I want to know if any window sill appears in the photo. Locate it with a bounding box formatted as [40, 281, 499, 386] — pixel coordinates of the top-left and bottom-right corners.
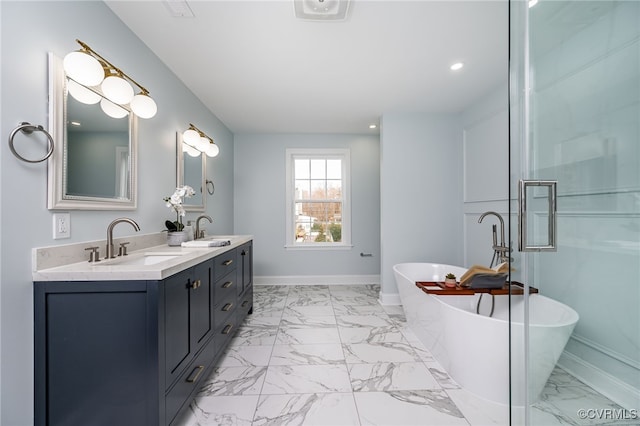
[284, 244, 353, 251]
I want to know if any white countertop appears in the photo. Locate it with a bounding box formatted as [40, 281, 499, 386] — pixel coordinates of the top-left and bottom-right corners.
[32, 235, 252, 282]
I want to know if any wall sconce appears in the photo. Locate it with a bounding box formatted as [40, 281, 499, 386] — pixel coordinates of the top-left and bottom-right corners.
[182, 123, 220, 157]
[63, 39, 157, 119]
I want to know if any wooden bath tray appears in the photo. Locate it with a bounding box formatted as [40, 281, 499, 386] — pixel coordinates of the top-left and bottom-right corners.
[415, 280, 538, 296]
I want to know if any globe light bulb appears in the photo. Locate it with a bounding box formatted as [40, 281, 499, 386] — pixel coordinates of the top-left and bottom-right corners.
[63, 50, 104, 87]
[205, 143, 220, 157]
[185, 144, 201, 157]
[130, 93, 157, 119]
[183, 129, 200, 145]
[196, 136, 210, 151]
[101, 75, 134, 104]
[100, 98, 129, 119]
[67, 79, 101, 105]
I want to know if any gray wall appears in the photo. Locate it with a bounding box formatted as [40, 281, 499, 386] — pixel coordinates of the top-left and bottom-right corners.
[0, 2, 234, 424]
[379, 113, 464, 302]
[233, 133, 380, 280]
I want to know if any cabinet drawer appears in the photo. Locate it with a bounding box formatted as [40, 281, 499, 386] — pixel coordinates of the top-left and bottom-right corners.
[214, 270, 237, 302]
[213, 249, 237, 281]
[166, 339, 215, 425]
[214, 291, 236, 329]
[214, 311, 237, 353]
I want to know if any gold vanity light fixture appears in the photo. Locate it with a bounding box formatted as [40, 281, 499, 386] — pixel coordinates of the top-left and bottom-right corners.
[63, 39, 157, 119]
[182, 123, 220, 158]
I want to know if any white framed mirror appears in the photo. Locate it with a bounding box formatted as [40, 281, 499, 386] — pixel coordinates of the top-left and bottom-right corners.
[47, 53, 138, 210]
[176, 132, 206, 212]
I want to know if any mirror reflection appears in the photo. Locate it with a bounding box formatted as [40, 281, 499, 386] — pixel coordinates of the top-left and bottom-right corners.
[66, 94, 130, 199]
[176, 132, 205, 212]
[47, 53, 137, 210]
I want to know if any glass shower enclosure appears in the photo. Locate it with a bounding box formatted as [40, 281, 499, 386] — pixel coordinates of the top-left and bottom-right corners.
[510, 0, 639, 424]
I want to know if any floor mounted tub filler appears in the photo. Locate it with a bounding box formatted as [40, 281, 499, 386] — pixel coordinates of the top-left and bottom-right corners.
[393, 262, 578, 406]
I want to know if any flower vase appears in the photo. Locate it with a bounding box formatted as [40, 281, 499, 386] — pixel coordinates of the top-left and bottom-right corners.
[167, 230, 188, 247]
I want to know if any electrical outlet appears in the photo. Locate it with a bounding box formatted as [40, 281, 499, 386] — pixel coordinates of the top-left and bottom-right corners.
[53, 213, 71, 239]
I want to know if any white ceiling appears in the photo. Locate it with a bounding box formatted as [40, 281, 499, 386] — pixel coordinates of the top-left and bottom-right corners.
[106, 0, 508, 134]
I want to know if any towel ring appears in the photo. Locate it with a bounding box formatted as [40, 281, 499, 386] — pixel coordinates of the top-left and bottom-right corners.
[206, 179, 215, 195]
[8, 122, 54, 163]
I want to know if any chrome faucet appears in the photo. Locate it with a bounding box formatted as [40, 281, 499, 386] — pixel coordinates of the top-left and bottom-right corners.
[195, 215, 213, 240]
[106, 217, 140, 259]
[478, 211, 512, 267]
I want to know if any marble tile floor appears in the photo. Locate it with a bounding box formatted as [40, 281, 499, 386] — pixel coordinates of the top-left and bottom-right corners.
[175, 284, 633, 426]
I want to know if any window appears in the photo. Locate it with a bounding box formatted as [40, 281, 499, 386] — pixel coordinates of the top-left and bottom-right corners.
[285, 149, 351, 248]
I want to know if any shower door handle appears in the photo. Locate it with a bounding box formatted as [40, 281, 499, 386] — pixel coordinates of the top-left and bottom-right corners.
[518, 179, 557, 252]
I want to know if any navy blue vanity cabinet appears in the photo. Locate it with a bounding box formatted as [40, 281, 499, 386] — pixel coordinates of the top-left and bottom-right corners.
[34, 241, 253, 426]
[34, 280, 160, 426]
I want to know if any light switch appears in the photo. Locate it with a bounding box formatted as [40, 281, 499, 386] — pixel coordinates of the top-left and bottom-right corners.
[53, 213, 71, 239]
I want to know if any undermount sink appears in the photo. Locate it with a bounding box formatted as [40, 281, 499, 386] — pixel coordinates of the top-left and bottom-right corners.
[97, 251, 186, 266]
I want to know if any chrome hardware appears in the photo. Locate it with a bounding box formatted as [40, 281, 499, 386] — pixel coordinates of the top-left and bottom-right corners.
[118, 242, 130, 257]
[105, 218, 140, 259]
[222, 281, 233, 289]
[8, 122, 55, 163]
[222, 303, 233, 312]
[194, 214, 212, 240]
[222, 324, 233, 335]
[189, 279, 202, 290]
[222, 259, 233, 266]
[186, 365, 204, 383]
[518, 180, 557, 252]
[84, 246, 100, 263]
[478, 211, 513, 267]
[205, 180, 215, 195]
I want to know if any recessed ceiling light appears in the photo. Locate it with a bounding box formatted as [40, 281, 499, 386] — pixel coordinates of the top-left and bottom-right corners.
[369, 124, 377, 129]
[450, 62, 464, 71]
[294, 0, 351, 21]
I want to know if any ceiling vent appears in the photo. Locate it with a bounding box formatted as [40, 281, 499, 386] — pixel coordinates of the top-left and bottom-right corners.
[164, 0, 194, 18]
[294, 0, 351, 21]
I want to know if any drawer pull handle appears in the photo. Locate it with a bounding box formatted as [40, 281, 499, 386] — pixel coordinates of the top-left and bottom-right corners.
[222, 303, 233, 312]
[241, 301, 249, 308]
[189, 279, 201, 290]
[222, 281, 233, 289]
[222, 259, 233, 266]
[222, 324, 233, 335]
[186, 365, 204, 383]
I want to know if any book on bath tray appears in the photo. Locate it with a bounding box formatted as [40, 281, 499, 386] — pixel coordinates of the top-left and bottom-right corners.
[459, 262, 509, 288]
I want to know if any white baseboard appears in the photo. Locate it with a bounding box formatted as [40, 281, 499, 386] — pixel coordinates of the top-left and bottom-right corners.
[378, 291, 401, 306]
[254, 275, 380, 286]
[558, 351, 640, 411]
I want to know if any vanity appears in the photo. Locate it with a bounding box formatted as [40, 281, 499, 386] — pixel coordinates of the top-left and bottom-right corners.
[32, 235, 253, 426]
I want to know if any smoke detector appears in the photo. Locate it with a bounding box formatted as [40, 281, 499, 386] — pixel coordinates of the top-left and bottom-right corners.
[294, 0, 351, 21]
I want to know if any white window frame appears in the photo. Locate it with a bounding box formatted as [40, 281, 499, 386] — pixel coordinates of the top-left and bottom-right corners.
[285, 148, 351, 249]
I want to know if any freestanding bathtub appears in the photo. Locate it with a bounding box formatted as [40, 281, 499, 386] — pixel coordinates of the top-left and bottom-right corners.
[393, 262, 578, 406]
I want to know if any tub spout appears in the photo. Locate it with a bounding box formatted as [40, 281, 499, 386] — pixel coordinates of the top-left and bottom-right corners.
[478, 211, 512, 267]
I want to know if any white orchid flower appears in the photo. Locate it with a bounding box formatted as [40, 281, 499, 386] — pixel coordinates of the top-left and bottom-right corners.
[164, 185, 196, 231]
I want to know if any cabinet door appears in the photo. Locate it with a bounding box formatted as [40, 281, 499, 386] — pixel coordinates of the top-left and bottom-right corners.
[191, 261, 213, 351]
[239, 242, 253, 295]
[164, 269, 192, 386]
